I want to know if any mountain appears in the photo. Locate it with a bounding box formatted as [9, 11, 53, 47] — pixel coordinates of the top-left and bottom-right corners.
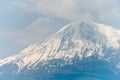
[0, 20, 120, 80]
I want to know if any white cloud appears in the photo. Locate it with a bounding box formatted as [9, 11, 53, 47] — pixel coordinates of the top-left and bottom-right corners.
[14, 16, 69, 45]
[14, 17, 51, 45]
[1, 0, 120, 57]
[0, 30, 13, 37]
[112, 8, 120, 17]
[10, 0, 120, 45]
[11, 0, 120, 22]
[26, 17, 52, 33]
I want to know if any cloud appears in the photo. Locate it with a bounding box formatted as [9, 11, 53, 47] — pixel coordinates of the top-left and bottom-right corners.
[10, 0, 120, 45]
[26, 17, 52, 33]
[14, 16, 69, 45]
[112, 8, 120, 17]
[10, 0, 34, 12]
[0, 29, 13, 38]
[13, 16, 52, 45]
[11, 0, 120, 22]
[1, 0, 120, 58]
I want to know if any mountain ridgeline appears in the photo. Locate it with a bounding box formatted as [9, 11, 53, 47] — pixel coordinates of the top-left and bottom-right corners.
[0, 20, 120, 80]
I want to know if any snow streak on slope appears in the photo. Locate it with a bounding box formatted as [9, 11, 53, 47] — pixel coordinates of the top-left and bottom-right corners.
[0, 20, 120, 73]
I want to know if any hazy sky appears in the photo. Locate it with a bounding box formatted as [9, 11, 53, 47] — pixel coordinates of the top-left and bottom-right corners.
[0, 0, 120, 59]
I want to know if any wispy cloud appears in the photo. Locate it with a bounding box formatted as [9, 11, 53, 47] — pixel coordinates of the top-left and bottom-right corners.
[11, 0, 120, 22]
[0, 0, 120, 58]
[13, 16, 69, 45]
[10, 0, 120, 45]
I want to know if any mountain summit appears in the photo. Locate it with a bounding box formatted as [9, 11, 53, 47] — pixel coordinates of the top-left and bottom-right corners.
[0, 20, 120, 80]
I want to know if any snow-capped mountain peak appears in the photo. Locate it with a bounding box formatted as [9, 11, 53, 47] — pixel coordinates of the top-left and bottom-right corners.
[0, 20, 120, 73]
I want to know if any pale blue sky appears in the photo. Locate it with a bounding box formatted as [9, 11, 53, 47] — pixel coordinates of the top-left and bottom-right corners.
[0, 0, 120, 59]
